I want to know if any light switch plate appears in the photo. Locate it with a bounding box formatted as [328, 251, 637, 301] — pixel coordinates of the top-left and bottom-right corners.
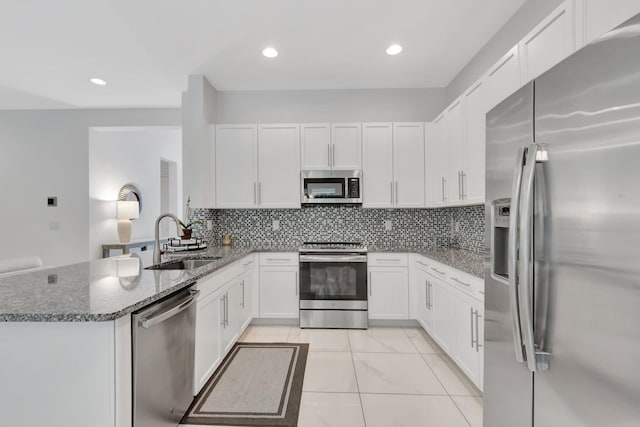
[272, 220, 280, 231]
[206, 220, 213, 230]
[384, 220, 392, 231]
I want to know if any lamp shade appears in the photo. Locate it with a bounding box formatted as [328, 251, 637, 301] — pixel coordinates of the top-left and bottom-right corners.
[117, 201, 139, 220]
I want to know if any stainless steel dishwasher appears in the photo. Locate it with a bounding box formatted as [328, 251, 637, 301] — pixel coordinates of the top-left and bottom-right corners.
[132, 285, 199, 427]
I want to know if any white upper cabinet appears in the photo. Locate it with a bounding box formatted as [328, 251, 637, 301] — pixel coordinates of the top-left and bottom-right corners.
[363, 123, 425, 208]
[519, 1, 576, 83]
[393, 123, 425, 208]
[362, 123, 394, 208]
[300, 123, 331, 170]
[462, 79, 487, 205]
[331, 123, 362, 170]
[215, 124, 258, 208]
[427, 114, 448, 207]
[446, 99, 466, 205]
[575, 0, 640, 47]
[485, 45, 521, 112]
[257, 124, 301, 208]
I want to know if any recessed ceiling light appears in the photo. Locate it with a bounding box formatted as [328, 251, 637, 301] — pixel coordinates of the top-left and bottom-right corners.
[90, 78, 107, 86]
[386, 44, 403, 55]
[262, 47, 278, 58]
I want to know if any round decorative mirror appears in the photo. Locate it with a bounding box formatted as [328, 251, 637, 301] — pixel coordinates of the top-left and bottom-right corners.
[118, 184, 142, 215]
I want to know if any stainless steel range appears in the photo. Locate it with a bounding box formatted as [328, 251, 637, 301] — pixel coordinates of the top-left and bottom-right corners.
[298, 242, 368, 329]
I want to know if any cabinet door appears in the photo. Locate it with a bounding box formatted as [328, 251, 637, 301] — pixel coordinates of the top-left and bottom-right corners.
[415, 267, 433, 333]
[368, 267, 409, 320]
[462, 79, 487, 204]
[221, 283, 242, 355]
[258, 124, 300, 208]
[452, 290, 481, 386]
[576, 0, 640, 46]
[485, 45, 521, 112]
[362, 123, 394, 208]
[194, 290, 223, 394]
[520, 1, 576, 83]
[430, 276, 454, 354]
[427, 115, 448, 207]
[301, 123, 331, 170]
[215, 125, 258, 208]
[393, 122, 425, 207]
[331, 123, 362, 170]
[259, 267, 299, 318]
[446, 99, 466, 205]
[238, 270, 252, 332]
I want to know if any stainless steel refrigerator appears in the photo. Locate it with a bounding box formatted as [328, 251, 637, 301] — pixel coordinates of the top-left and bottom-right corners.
[484, 14, 640, 427]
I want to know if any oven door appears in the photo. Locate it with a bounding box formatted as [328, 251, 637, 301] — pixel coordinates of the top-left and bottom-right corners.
[299, 254, 368, 309]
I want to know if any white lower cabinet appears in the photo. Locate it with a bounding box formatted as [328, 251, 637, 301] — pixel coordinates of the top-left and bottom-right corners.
[452, 290, 483, 387]
[259, 265, 299, 318]
[194, 256, 256, 395]
[368, 266, 409, 320]
[415, 265, 434, 333]
[412, 256, 485, 390]
[194, 288, 223, 394]
[429, 274, 454, 354]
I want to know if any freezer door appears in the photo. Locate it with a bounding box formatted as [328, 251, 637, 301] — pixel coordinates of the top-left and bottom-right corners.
[484, 83, 534, 427]
[532, 14, 640, 427]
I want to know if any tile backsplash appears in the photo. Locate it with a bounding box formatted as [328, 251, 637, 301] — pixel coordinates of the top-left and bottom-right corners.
[192, 205, 485, 253]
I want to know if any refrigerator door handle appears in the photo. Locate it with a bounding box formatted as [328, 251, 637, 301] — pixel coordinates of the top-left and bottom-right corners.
[508, 146, 527, 363]
[519, 143, 550, 372]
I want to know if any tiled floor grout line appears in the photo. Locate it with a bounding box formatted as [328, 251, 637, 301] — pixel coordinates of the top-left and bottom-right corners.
[450, 396, 475, 427]
[347, 331, 368, 427]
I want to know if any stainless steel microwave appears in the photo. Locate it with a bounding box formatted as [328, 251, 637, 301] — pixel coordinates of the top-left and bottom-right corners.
[301, 170, 362, 204]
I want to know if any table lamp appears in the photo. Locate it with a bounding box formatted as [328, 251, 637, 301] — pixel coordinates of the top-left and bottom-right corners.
[116, 201, 139, 243]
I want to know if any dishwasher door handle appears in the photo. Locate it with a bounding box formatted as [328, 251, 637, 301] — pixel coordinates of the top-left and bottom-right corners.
[140, 290, 200, 328]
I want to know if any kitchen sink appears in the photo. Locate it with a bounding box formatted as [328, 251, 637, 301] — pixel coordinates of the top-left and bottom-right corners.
[145, 257, 222, 270]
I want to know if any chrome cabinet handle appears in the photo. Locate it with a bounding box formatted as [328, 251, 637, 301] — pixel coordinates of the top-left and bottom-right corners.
[461, 171, 466, 199]
[328, 144, 331, 167]
[425, 280, 429, 309]
[519, 143, 549, 372]
[508, 146, 526, 363]
[266, 257, 292, 261]
[475, 310, 483, 352]
[458, 171, 462, 200]
[369, 272, 372, 296]
[441, 177, 446, 202]
[220, 294, 226, 327]
[225, 293, 229, 327]
[257, 182, 262, 205]
[428, 282, 432, 309]
[430, 267, 445, 275]
[470, 307, 476, 349]
[241, 280, 245, 308]
[451, 277, 471, 287]
[416, 260, 428, 267]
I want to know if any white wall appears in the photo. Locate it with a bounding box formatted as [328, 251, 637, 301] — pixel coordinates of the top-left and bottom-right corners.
[445, 0, 563, 103]
[215, 88, 447, 123]
[88, 127, 182, 261]
[0, 108, 180, 267]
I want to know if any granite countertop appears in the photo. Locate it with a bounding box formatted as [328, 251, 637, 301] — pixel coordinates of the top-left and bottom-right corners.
[0, 246, 292, 323]
[368, 245, 484, 278]
[0, 244, 481, 323]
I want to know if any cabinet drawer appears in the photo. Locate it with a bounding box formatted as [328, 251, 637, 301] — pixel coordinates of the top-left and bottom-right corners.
[259, 252, 299, 266]
[368, 253, 408, 267]
[448, 270, 484, 301]
[239, 255, 256, 271]
[419, 259, 451, 280]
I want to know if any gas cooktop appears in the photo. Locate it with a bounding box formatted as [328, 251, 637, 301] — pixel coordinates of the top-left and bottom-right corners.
[299, 241, 367, 253]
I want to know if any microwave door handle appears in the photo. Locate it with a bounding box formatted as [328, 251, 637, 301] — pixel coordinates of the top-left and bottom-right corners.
[508, 146, 526, 364]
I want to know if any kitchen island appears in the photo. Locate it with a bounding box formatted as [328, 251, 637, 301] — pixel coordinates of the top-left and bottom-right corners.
[0, 244, 483, 427]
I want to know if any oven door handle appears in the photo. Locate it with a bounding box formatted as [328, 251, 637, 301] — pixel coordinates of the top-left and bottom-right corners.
[299, 254, 368, 263]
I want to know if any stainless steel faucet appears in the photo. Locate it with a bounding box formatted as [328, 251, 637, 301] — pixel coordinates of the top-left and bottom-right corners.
[153, 213, 184, 264]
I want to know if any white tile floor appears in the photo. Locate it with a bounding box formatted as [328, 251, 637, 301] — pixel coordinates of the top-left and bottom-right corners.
[237, 325, 483, 427]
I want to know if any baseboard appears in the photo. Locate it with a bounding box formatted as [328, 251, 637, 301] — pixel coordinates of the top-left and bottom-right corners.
[368, 319, 420, 328]
[251, 318, 300, 326]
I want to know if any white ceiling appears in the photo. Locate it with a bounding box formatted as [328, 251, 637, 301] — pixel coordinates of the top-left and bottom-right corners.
[0, 0, 526, 109]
